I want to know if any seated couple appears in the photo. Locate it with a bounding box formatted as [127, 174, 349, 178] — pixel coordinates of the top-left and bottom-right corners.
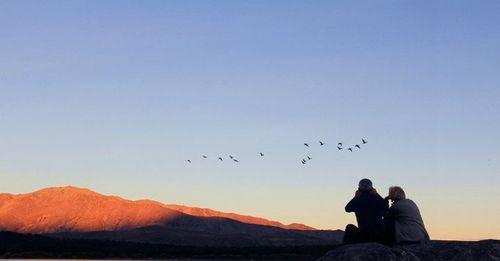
[344, 178, 429, 246]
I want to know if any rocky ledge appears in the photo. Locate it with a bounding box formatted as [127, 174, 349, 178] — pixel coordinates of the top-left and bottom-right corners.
[316, 240, 500, 261]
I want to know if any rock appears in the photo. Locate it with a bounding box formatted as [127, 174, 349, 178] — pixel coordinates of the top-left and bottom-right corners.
[316, 240, 500, 261]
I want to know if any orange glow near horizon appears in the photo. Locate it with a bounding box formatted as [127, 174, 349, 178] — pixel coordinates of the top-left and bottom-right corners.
[6, 185, 499, 241]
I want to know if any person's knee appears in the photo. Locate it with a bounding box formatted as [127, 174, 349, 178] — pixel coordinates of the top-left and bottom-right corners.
[345, 224, 357, 232]
[343, 224, 359, 244]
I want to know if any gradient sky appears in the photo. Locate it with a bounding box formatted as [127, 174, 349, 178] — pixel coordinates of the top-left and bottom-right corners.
[1, 0, 499, 240]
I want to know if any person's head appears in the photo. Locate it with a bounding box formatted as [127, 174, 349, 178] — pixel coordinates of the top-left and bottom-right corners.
[388, 186, 406, 202]
[358, 178, 373, 192]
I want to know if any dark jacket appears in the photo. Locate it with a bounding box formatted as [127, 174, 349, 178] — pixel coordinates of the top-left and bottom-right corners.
[345, 191, 389, 234]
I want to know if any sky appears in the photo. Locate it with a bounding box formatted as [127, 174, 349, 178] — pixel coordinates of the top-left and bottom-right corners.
[1, 0, 499, 240]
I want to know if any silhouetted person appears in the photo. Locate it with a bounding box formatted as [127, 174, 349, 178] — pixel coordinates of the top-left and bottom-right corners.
[384, 186, 429, 245]
[343, 179, 389, 244]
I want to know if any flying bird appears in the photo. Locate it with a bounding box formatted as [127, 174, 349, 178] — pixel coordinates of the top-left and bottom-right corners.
[319, 141, 325, 146]
[187, 160, 191, 163]
[348, 147, 353, 152]
[233, 159, 239, 163]
[229, 155, 234, 159]
[307, 156, 312, 160]
[218, 157, 223, 161]
[304, 143, 310, 147]
[355, 145, 361, 149]
[202, 155, 208, 159]
[259, 152, 264, 156]
[337, 146, 343, 150]
[338, 142, 343, 147]
[362, 138, 367, 144]
[301, 159, 307, 164]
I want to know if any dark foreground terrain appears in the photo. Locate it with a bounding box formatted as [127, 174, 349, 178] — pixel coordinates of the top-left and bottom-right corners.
[2, 231, 499, 261]
[0, 231, 335, 260]
[317, 240, 500, 261]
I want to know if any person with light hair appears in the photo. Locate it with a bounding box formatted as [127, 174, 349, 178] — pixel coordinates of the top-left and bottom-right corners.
[384, 186, 430, 245]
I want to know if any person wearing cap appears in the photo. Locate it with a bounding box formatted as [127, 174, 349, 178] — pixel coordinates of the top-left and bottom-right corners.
[343, 178, 389, 244]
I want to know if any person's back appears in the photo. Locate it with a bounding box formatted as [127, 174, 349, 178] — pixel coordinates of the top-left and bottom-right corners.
[390, 198, 429, 244]
[385, 187, 429, 245]
[345, 191, 388, 233]
[343, 179, 389, 244]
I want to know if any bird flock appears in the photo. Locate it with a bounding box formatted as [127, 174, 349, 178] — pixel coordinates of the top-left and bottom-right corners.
[186, 138, 368, 165]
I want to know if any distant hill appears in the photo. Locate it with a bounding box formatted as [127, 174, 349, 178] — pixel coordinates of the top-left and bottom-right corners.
[0, 186, 342, 246]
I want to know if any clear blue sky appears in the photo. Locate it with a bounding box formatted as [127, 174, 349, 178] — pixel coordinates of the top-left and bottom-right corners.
[1, 0, 499, 239]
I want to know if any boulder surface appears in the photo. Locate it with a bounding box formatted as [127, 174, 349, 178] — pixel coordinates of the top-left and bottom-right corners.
[316, 240, 500, 261]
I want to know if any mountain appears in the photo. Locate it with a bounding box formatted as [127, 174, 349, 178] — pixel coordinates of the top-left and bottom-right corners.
[164, 204, 315, 230]
[0, 186, 342, 247]
[0, 186, 313, 233]
[0, 186, 183, 233]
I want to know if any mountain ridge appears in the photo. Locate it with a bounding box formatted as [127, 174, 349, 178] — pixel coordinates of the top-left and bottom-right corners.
[0, 186, 315, 233]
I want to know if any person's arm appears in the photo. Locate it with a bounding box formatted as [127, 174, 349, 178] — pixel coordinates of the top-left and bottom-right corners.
[371, 189, 389, 211]
[345, 197, 359, 213]
[385, 201, 399, 219]
[379, 195, 389, 211]
[383, 205, 396, 244]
